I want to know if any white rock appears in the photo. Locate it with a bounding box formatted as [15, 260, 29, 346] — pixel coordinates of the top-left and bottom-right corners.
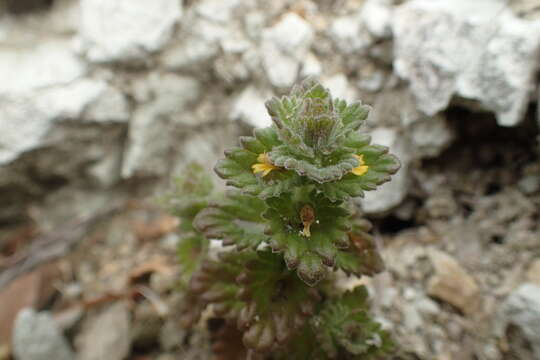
[393, 0, 540, 126]
[497, 283, 540, 358]
[196, 0, 242, 24]
[329, 15, 373, 54]
[360, 0, 393, 39]
[264, 13, 314, 57]
[84, 85, 130, 123]
[262, 12, 314, 88]
[161, 36, 219, 71]
[122, 74, 201, 178]
[230, 86, 272, 128]
[262, 41, 300, 88]
[301, 52, 323, 78]
[360, 127, 409, 214]
[79, 0, 182, 63]
[13, 309, 75, 360]
[0, 40, 86, 94]
[322, 74, 357, 102]
[409, 114, 454, 158]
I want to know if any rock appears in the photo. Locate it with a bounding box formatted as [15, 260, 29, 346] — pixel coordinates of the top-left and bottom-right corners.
[360, 0, 393, 39]
[76, 302, 130, 360]
[79, 0, 182, 63]
[230, 86, 272, 128]
[393, 0, 540, 126]
[497, 283, 540, 358]
[329, 14, 373, 54]
[322, 74, 357, 102]
[12, 309, 74, 360]
[409, 114, 454, 158]
[357, 65, 387, 93]
[518, 175, 540, 195]
[427, 249, 481, 315]
[0, 40, 86, 94]
[196, 0, 242, 24]
[360, 127, 410, 214]
[122, 74, 201, 178]
[161, 36, 219, 71]
[262, 12, 314, 88]
[526, 259, 540, 286]
[301, 52, 323, 78]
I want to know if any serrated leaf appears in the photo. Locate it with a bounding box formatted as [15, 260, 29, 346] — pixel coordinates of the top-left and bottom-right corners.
[235, 251, 321, 352]
[264, 190, 351, 286]
[310, 287, 394, 359]
[318, 133, 401, 201]
[269, 146, 358, 183]
[164, 162, 214, 230]
[214, 128, 301, 199]
[194, 190, 268, 250]
[177, 233, 209, 287]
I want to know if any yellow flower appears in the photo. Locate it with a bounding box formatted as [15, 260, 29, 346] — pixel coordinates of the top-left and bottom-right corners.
[252, 153, 279, 177]
[351, 154, 369, 176]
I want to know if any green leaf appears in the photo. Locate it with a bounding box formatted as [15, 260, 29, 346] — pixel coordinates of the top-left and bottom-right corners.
[318, 133, 401, 201]
[165, 162, 214, 228]
[269, 146, 358, 183]
[264, 190, 351, 286]
[310, 287, 394, 359]
[194, 190, 268, 250]
[177, 233, 209, 288]
[235, 251, 322, 352]
[214, 127, 301, 199]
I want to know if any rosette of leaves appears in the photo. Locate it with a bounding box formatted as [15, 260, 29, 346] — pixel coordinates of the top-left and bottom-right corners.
[215, 78, 399, 201]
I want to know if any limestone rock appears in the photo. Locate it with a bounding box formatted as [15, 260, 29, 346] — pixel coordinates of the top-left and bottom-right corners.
[230, 86, 272, 128]
[262, 12, 314, 88]
[393, 0, 540, 126]
[360, 127, 410, 214]
[427, 249, 481, 315]
[122, 74, 201, 178]
[497, 283, 540, 358]
[79, 0, 182, 63]
[76, 302, 131, 360]
[360, 0, 393, 39]
[329, 14, 373, 54]
[12, 309, 75, 360]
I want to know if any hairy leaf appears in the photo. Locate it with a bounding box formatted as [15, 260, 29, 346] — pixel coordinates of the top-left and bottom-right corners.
[311, 287, 394, 359]
[319, 133, 401, 201]
[214, 127, 301, 198]
[264, 190, 351, 286]
[194, 190, 268, 250]
[235, 251, 321, 352]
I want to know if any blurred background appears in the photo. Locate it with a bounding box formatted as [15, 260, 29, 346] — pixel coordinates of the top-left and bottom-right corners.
[1, 0, 540, 359]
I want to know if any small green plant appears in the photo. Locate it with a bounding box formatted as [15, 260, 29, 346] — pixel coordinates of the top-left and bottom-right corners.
[168, 78, 400, 359]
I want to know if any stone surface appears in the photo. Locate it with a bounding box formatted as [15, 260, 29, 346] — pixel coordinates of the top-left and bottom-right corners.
[360, 0, 393, 39]
[12, 309, 75, 360]
[427, 249, 481, 315]
[360, 127, 410, 214]
[76, 302, 130, 360]
[497, 283, 540, 358]
[329, 14, 373, 54]
[230, 86, 272, 128]
[262, 12, 314, 88]
[393, 0, 540, 126]
[122, 74, 201, 178]
[79, 0, 182, 63]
